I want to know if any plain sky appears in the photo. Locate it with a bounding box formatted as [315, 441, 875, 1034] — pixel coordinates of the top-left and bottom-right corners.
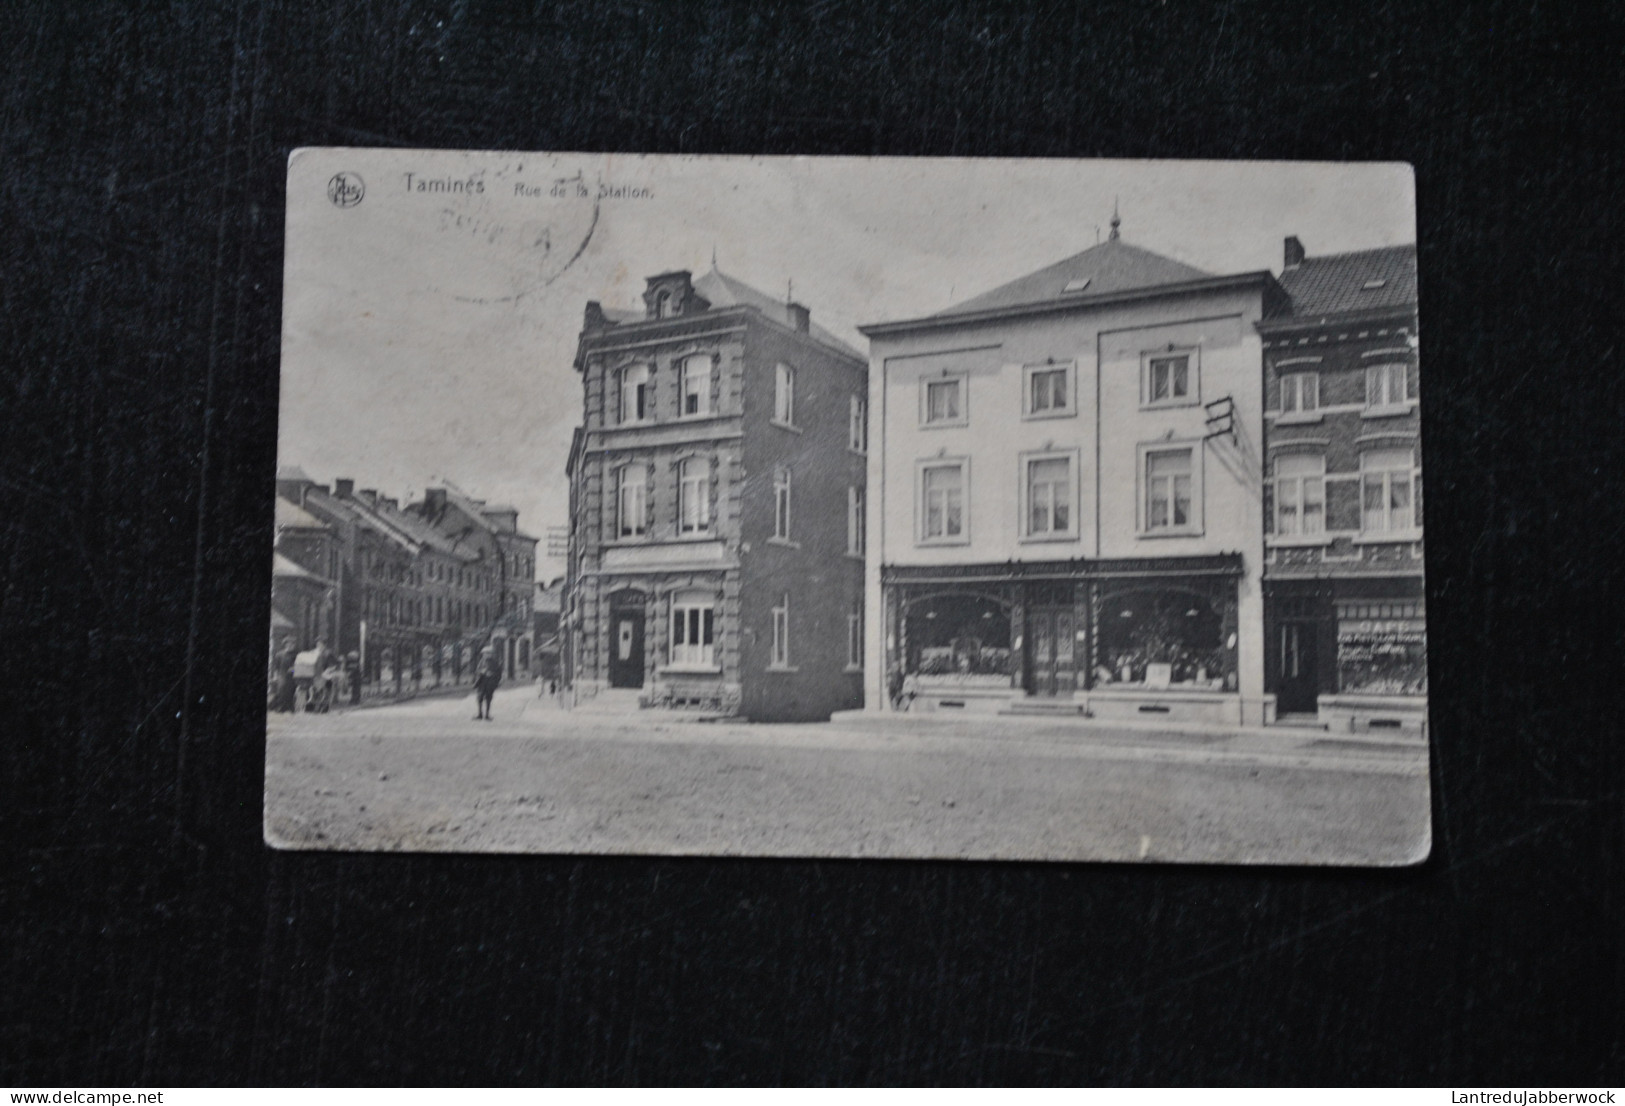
[279, 150, 1416, 581]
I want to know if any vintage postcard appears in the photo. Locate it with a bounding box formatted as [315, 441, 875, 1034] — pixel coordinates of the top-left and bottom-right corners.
[267, 149, 1429, 865]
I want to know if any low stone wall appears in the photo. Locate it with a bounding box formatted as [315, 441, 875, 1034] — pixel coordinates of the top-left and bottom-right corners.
[1319, 693, 1428, 738]
[1085, 688, 1243, 726]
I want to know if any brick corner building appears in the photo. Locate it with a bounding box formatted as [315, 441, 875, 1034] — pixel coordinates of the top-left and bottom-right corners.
[1258, 236, 1426, 735]
[564, 266, 868, 722]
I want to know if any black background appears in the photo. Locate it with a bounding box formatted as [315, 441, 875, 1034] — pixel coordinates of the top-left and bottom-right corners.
[3, 0, 1621, 1086]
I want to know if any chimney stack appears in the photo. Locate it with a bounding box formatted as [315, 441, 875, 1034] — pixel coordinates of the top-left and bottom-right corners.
[786, 302, 810, 333]
[334, 478, 354, 498]
[1284, 236, 1306, 269]
[359, 489, 377, 508]
[425, 487, 447, 516]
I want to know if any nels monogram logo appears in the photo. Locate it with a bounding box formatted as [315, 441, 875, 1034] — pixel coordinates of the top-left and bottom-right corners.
[327, 171, 365, 208]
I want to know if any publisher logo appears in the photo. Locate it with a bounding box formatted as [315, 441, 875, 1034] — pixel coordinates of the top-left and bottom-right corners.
[327, 171, 365, 208]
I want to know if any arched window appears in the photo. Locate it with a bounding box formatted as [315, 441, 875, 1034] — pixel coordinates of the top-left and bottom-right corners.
[679, 457, 711, 534]
[617, 464, 647, 537]
[680, 353, 711, 416]
[620, 364, 651, 424]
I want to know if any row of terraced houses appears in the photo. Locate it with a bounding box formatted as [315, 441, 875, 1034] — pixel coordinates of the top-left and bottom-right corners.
[557, 220, 1425, 733]
[271, 472, 541, 697]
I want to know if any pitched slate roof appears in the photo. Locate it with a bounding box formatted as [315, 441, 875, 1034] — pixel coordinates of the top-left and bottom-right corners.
[374, 497, 479, 559]
[693, 267, 865, 361]
[272, 551, 332, 585]
[936, 236, 1211, 317]
[274, 496, 329, 531]
[301, 487, 420, 556]
[1278, 244, 1417, 317]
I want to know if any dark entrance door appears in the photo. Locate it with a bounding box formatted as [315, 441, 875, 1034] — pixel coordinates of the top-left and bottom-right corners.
[1026, 606, 1078, 697]
[1277, 621, 1319, 713]
[608, 592, 646, 688]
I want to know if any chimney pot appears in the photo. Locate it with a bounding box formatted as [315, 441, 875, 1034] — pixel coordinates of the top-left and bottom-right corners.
[1284, 236, 1306, 269]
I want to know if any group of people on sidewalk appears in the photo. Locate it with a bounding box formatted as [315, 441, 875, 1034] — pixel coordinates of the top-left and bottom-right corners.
[268, 639, 513, 719]
[268, 639, 358, 714]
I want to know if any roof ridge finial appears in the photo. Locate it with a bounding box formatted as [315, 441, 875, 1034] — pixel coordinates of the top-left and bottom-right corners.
[1109, 197, 1121, 241]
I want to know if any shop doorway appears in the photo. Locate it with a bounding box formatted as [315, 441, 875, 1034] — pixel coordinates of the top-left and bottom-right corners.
[1024, 582, 1079, 697]
[1277, 621, 1319, 714]
[607, 589, 646, 688]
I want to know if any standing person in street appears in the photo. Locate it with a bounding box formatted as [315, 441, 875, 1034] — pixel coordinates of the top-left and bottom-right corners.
[473, 645, 500, 720]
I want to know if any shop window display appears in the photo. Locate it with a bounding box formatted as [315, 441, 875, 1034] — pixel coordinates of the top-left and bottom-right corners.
[1335, 601, 1427, 696]
[1095, 588, 1233, 690]
[904, 593, 1012, 684]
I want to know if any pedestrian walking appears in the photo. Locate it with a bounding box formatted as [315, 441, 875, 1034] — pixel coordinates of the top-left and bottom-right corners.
[473, 645, 500, 720]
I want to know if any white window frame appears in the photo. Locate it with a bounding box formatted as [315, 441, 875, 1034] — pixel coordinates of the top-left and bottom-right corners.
[918, 458, 970, 545]
[1138, 442, 1203, 536]
[1019, 449, 1080, 542]
[769, 593, 791, 669]
[678, 456, 711, 535]
[1278, 372, 1321, 422]
[849, 394, 867, 453]
[1141, 348, 1200, 408]
[773, 363, 796, 427]
[616, 464, 646, 538]
[668, 589, 717, 670]
[619, 363, 652, 425]
[846, 604, 864, 671]
[1273, 452, 1327, 537]
[847, 484, 866, 555]
[772, 467, 792, 541]
[1360, 447, 1418, 537]
[1023, 361, 1077, 419]
[1364, 362, 1412, 415]
[920, 371, 969, 427]
[679, 353, 712, 418]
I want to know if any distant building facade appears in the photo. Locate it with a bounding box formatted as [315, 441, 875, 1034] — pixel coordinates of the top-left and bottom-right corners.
[564, 266, 868, 721]
[1258, 237, 1425, 734]
[272, 468, 540, 700]
[271, 494, 338, 653]
[860, 220, 1285, 726]
[409, 487, 539, 682]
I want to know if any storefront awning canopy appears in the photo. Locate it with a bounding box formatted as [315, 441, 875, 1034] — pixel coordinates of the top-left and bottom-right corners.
[881, 554, 1244, 587]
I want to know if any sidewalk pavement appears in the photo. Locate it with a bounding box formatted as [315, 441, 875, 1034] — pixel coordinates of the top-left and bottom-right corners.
[828, 706, 1426, 751]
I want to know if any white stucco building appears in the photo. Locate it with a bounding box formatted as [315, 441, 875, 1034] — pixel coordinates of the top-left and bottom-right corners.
[858, 219, 1287, 725]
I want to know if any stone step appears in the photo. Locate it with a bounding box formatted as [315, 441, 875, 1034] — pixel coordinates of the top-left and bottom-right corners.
[569, 688, 645, 714]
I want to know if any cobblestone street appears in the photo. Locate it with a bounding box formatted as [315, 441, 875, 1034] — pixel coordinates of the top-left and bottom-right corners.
[265, 685, 1430, 865]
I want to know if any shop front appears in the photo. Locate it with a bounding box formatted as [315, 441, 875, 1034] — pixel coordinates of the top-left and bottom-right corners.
[881, 556, 1245, 723]
[1263, 579, 1427, 735]
[1319, 595, 1428, 735]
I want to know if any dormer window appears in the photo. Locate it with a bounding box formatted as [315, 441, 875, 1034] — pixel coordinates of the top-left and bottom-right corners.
[1361, 278, 1388, 290]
